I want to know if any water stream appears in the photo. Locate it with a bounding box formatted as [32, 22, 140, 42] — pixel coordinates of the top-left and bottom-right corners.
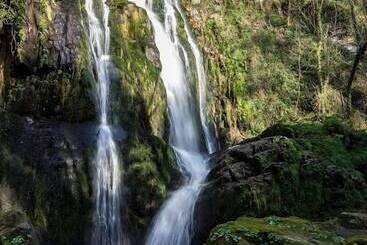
[127, 0, 217, 244]
[85, 0, 129, 244]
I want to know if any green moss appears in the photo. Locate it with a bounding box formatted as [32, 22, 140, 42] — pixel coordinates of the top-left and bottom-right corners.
[5, 71, 94, 121]
[262, 116, 367, 168]
[109, 2, 166, 138]
[346, 235, 367, 245]
[219, 118, 367, 220]
[125, 139, 178, 228]
[207, 216, 345, 245]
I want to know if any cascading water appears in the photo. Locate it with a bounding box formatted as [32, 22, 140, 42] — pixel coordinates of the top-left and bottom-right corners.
[174, 1, 218, 153]
[128, 0, 217, 244]
[85, 0, 129, 244]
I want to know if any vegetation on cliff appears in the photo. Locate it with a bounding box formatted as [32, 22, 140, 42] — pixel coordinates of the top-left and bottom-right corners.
[182, 0, 367, 144]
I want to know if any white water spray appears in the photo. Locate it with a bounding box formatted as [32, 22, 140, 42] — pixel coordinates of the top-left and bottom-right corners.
[85, 0, 129, 244]
[128, 0, 217, 244]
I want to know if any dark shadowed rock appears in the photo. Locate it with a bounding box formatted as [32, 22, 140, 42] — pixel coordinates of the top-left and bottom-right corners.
[339, 212, 367, 230]
[0, 112, 98, 244]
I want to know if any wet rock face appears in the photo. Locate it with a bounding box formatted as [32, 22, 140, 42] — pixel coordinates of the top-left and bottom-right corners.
[0, 112, 94, 244]
[48, 0, 84, 68]
[22, 0, 84, 69]
[1, 0, 94, 122]
[22, 0, 40, 67]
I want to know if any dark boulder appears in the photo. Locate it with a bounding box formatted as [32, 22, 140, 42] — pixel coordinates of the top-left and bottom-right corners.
[193, 121, 367, 244]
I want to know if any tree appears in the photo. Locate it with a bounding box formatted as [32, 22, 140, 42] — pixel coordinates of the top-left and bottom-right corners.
[346, 0, 367, 116]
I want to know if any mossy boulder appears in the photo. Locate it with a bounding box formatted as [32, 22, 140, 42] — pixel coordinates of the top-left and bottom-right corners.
[205, 213, 367, 245]
[206, 216, 345, 245]
[194, 118, 367, 244]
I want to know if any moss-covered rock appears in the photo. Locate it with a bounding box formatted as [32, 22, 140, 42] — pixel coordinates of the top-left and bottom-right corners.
[346, 234, 367, 245]
[206, 213, 367, 245]
[109, 2, 166, 138]
[1, 0, 95, 122]
[108, 2, 180, 239]
[206, 216, 345, 245]
[124, 137, 179, 232]
[194, 118, 367, 243]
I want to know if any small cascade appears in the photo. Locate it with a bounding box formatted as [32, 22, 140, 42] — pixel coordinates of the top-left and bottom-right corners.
[85, 0, 129, 244]
[127, 0, 218, 244]
[174, 0, 218, 154]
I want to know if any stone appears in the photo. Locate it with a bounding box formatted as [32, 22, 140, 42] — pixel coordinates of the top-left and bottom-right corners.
[339, 212, 367, 230]
[206, 216, 346, 245]
[0, 112, 95, 244]
[193, 128, 367, 244]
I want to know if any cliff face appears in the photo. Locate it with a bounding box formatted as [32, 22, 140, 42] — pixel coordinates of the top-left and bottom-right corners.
[0, 113, 93, 244]
[1, 0, 367, 244]
[0, 0, 94, 122]
[1, 1, 95, 243]
[0, 1, 176, 244]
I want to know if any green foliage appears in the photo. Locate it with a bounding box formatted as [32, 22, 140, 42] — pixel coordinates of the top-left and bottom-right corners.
[262, 116, 367, 168]
[0, 1, 24, 25]
[109, 0, 128, 10]
[183, 0, 367, 143]
[0, 234, 28, 245]
[0, 1, 26, 57]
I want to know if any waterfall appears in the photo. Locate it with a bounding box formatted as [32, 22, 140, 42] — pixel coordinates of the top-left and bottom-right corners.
[174, 1, 218, 154]
[128, 0, 217, 244]
[85, 0, 129, 244]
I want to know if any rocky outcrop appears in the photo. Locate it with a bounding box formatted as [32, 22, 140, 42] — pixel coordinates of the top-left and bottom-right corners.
[21, 0, 86, 69]
[0, 112, 95, 244]
[194, 119, 367, 244]
[2, 1, 178, 243]
[1, 0, 94, 122]
[206, 215, 367, 245]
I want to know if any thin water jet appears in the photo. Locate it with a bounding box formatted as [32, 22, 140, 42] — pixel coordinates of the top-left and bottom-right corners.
[85, 0, 129, 244]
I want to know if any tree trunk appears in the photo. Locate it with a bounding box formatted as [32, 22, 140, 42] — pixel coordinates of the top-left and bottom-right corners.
[346, 41, 367, 116]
